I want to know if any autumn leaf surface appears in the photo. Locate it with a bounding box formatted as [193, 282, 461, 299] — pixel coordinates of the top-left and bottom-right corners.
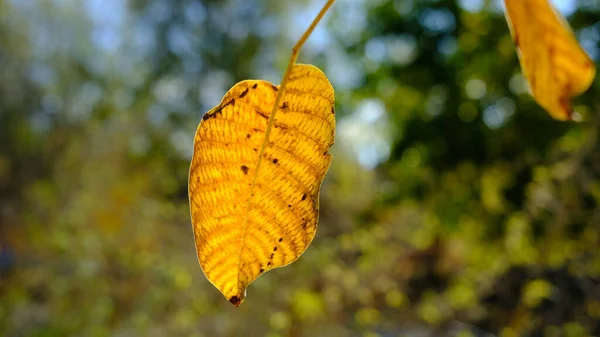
[504, 0, 596, 120]
[188, 64, 335, 306]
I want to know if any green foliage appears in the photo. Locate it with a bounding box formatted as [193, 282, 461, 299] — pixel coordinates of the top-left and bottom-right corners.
[1, 0, 599, 336]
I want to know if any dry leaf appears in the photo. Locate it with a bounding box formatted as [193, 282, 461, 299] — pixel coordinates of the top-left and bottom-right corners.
[504, 0, 596, 120]
[188, 64, 335, 306]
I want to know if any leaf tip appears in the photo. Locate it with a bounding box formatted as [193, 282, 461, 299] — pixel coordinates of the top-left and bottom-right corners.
[228, 295, 244, 307]
[556, 95, 575, 121]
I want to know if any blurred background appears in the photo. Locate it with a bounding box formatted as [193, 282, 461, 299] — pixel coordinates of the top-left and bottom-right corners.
[1, 0, 600, 336]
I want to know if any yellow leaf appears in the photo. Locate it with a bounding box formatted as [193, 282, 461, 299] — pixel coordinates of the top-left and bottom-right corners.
[504, 0, 596, 120]
[189, 64, 335, 306]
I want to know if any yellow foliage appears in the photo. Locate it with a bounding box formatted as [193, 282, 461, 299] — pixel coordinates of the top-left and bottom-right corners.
[188, 64, 335, 306]
[504, 0, 596, 120]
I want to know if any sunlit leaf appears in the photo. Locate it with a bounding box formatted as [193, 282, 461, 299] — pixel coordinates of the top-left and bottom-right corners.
[504, 0, 596, 120]
[188, 64, 335, 306]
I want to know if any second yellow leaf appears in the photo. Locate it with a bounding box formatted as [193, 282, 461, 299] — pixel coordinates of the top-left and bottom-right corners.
[504, 0, 596, 120]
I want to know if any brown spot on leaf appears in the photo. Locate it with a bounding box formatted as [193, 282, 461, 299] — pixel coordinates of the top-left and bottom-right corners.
[239, 88, 249, 98]
[202, 98, 235, 121]
[241, 165, 249, 175]
[229, 296, 242, 306]
[246, 134, 251, 138]
[271, 84, 279, 92]
[273, 124, 289, 131]
[272, 159, 278, 164]
[255, 108, 269, 120]
[281, 102, 289, 110]
[274, 247, 277, 251]
[279, 238, 283, 242]
[301, 193, 307, 201]
[252, 83, 258, 89]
